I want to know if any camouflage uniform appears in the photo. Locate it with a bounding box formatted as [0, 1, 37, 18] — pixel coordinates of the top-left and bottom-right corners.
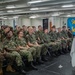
[16, 37, 36, 62]
[27, 34, 42, 58]
[0, 42, 4, 74]
[36, 31, 48, 55]
[1, 31, 7, 42]
[49, 31, 62, 51]
[61, 30, 72, 49]
[3, 37, 23, 66]
[57, 32, 67, 49]
[43, 33, 59, 52]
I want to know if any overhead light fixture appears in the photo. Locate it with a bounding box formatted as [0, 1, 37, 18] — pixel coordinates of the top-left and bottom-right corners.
[13, 16, 18, 18]
[52, 13, 60, 16]
[28, 0, 42, 4]
[29, 16, 36, 18]
[67, 15, 71, 17]
[30, 8, 39, 10]
[62, 4, 74, 7]
[3, 18, 8, 19]
[7, 10, 14, 13]
[6, 5, 15, 9]
[29, 15, 39, 18]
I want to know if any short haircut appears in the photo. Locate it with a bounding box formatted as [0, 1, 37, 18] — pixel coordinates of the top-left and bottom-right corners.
[38, 25, 41, 28]
[62, 26, 66, 28]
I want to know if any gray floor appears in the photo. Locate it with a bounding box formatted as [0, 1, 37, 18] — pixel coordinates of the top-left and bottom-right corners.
[5, 53, 74, 75]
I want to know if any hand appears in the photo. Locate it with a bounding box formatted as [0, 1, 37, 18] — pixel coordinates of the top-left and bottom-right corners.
[16, 47, 20, 51]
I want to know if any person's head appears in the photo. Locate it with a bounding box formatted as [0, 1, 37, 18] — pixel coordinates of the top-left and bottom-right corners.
[62, 26, 66, 31]
[4, 26, 10, 33]
[28, 26, 33, 34]
[44, 29, 48, 34]
[52, 26, 56, 32]
[38, 25, 43, 31]
[17, 29, 24, 37]
[7, 30, 13, 38]
[22, 25, 27, 31]
[32, 26, 36, 33]
[58, 27, 61, 32]
[1, 26, 4, 30]
[16, 25, 21, 31]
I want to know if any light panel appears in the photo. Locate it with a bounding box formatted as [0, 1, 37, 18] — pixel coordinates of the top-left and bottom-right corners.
[62, 4, 74, 7]
[6, 5, 15, 9]
[30, 8, 39, 10]
[28, 0, 42, 4]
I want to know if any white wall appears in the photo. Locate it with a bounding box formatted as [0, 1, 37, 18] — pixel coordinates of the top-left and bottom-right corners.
[21, 18, 31, 26]
[2, 19, 13, 27]
[2, 16, 68, 30]
[31, 19, 42, 30]
[49, 17, 68, 28]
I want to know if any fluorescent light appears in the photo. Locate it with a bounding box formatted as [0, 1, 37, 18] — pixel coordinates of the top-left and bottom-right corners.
[13, 16, 19, 18]
[67, 15, 71, 17]
[62, 4, 74, 7]
[29, 15, 39, 18]
[29, 16, 36, 18]
[28, 0, 42, 4]
[3, 18, 8, 19]
[6, 5, 15, 9]
[30, 8, 39, 10]
[52, 13, 60, 16]
[7, 10, 14, 13]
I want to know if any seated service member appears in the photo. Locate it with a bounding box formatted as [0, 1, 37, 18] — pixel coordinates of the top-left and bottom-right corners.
[16, 29, 37, 70]
[27, 27, 47, 63]
[3, 30, 26, 75]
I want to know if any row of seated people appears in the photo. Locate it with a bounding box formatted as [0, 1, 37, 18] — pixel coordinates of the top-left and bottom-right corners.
[0, 25, 73, 75]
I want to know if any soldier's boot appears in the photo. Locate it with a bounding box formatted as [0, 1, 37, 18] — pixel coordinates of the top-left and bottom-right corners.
[6, 64, 15, 72]
[68, 46, 71, 52]
[65, 47, 69, 53]
[42, 55, 48, 62]
[18, 66, 26, 75]
[62, 48, 67, 54]
[36, 57, 44, 64]
[58, 49, 64, 55]
[51, 51, 57, 57]
[55, 51, 60, 56]
[28, 62, 38, 70]
[0, 68, 3, 75]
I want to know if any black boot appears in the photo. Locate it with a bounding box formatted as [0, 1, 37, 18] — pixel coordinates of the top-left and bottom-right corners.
[58, 50, 64, 55]
[42, 55, 48, 62]
[51, 51, 57, 57]
[55, 51, 60, 56]
[29, 62, 38, 70]
[37, 57, 44, 64]
[62, 48, 67, 54]
[18, 66, 26, 75]
[65, 48, 69, 53]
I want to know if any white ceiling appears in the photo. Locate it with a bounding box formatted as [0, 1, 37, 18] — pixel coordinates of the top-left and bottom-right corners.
[0, 0, 75, 18]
